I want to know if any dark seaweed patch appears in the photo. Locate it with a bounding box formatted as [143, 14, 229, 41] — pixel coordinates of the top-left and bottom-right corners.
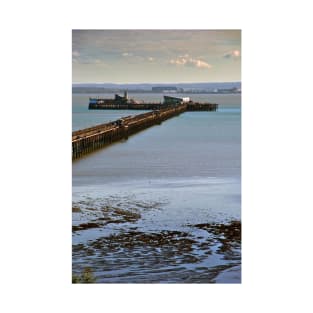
[72, 220, 241, 283]
[72, 207, 142, 232]
[191, 221, 241, 257]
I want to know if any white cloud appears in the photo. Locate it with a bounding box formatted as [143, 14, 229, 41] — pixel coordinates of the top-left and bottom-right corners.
[148, 57, 155, 62]
[223, 50, 241, 59]
[122, 52, 133, 57]
[74, 58, 107, 66]
[169, 55, 212, 69]
[93, 59, 103, 64]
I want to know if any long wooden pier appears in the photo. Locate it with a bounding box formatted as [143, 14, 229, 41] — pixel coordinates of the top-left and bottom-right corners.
[72, 104, 187, 160]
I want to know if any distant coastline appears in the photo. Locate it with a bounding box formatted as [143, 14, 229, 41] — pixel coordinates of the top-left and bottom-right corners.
[73, 88, 241, 95]
[72, 82, 241, 95]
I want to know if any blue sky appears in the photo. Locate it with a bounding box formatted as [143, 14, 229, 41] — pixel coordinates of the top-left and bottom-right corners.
[72, 30, 241, 83]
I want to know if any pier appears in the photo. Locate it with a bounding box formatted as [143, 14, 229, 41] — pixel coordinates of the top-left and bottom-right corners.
[72, 104, 187, 160]
[73, 93, 219, 160]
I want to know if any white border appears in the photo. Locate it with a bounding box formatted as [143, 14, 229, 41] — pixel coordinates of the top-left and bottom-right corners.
[1, 0, 313, 312]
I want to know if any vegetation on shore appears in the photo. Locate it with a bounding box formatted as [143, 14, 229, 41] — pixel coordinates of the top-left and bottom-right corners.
[72, 268, 96, 283]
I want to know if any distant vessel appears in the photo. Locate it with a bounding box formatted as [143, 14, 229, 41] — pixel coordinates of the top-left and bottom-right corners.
[89, 91, 129, 107]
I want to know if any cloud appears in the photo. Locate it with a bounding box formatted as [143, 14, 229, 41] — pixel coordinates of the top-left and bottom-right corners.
[148, 57, 155, 62]
[74, 57, 107, 66]
[122, 52, 133, 57]
[223, 50, 241, 59]
[72, 30, 241, 59]
[93, 59, 105, 64]
[169, 55, 212, 69]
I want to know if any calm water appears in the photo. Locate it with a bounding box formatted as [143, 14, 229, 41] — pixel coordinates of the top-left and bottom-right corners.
[72, 93, 241, 283]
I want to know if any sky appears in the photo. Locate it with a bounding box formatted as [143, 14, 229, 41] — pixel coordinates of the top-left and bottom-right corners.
[72, 30, 241, 83]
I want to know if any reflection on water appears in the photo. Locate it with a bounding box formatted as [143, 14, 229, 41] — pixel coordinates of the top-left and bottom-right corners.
[72, 93, 241, 283]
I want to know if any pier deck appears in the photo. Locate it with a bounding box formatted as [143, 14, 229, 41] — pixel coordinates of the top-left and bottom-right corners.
[88, 102, 218, 111]
[72, 104, 187, 160]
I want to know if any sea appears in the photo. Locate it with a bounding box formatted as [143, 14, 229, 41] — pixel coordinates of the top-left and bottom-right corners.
[72, 93, 241, 283]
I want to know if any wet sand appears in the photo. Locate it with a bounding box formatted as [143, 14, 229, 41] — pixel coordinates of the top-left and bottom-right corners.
[72, 199, 241, 283]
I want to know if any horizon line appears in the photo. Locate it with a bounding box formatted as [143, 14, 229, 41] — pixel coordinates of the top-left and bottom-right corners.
[72, 81, 241, 85]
